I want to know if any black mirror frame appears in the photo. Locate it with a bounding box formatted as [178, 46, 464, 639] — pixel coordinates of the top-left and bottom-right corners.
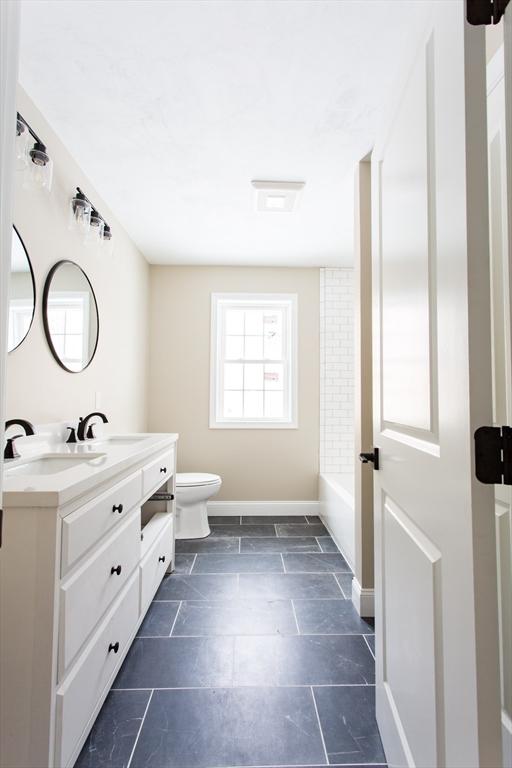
[42, 259, 99, 374]
[9, 225, 36, 354]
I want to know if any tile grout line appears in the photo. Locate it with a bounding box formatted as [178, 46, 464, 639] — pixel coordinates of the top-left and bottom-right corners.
[280, 553, 286, 574]
[364, 634, 376, 661]
[310, 685, 330, 766]
[134, 631, 375, 639]
[126, 688, 154, 768]
[168, 601, 182, 637]
[154, 597, 351, 603]
[115, 683, 376, 692]
[334, 573, 347, 598]
[290, 598, 301, 635]
[159, 570, 351, 576]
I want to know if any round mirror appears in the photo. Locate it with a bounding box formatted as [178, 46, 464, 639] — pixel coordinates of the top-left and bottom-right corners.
[9, 227, 36, 352]
[43, 260, 99, 373]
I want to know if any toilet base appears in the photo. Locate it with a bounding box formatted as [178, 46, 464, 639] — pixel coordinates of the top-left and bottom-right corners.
[175, 501, 211, 539]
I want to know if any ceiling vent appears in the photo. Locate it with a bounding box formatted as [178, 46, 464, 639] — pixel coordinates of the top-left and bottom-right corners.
[251, 180, 305, 213]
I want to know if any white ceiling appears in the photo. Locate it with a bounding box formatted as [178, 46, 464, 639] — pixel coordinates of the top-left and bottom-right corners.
[19, 0, 430, 267]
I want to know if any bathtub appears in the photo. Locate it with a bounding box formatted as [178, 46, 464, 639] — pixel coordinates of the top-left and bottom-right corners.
[319, 473, 355, 572]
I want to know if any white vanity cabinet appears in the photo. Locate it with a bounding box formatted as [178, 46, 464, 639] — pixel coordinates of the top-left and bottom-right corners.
[0, 434, 178, 768]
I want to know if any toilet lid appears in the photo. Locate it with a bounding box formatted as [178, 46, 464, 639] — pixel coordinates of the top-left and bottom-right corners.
[176, 472, 221, 487]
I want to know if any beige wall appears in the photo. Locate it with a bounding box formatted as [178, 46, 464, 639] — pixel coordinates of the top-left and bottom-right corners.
[148, 266, 320, 500]
[6, 87, 149, 429]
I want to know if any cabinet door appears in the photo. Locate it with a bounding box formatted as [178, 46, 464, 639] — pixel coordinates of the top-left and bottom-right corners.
[59, 510, 140, 676]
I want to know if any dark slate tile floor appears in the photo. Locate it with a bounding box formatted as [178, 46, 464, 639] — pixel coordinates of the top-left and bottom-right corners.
[76, 516, 385, 768]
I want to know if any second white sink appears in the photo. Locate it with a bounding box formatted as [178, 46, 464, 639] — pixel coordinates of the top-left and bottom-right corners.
[6, 454, 107, 477]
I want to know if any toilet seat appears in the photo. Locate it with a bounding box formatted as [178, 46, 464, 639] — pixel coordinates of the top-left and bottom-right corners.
[176, 472, 221, 487]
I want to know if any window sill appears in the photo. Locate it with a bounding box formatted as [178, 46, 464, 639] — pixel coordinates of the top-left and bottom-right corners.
[209, 420, 298, 430]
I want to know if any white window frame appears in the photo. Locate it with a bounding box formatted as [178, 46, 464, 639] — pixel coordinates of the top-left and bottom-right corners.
[210, 292, 298, 429]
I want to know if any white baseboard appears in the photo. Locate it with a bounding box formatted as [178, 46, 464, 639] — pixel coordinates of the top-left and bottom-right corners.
[352, 577, 375, 618]
[207, 500, 320, 517]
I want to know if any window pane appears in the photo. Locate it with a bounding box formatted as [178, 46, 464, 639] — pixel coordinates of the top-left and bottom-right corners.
[224, 363, 243, 389]
[225, 335, 244, 359]
[264, 333, 282, 360]
[263, 310, 282, 336]
[66, 308, 84, 334]
[264, 363, 284, 390]
[244, 335, 263, 359]
[64, 334, 83, 361]
[224, 390, 243, 418]
[244, 309, 263, 335]
[48, 308, 65, 334]
[52, 334, 65, 356]
[244, 363, 263, 390]
[265, 390, 284, 418]
[244, 391, 264, 418]
[225, 309, 244, 335]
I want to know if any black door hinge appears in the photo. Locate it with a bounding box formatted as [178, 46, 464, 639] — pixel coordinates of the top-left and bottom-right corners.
[474, 426, 512, 484]
[467, 0, 510, 25]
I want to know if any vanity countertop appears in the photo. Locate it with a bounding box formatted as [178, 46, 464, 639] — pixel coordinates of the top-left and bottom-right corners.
[2, 432, 178, 508]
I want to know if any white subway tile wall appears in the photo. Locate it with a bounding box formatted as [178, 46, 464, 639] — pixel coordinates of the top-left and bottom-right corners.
[319, 268, 354, 473]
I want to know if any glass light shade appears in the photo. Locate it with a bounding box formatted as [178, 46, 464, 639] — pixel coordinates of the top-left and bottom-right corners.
[15, 119, 29, 170]
[23, 142, 53, 192]
[69, 194, 92, 232]
[85, 210, 104, 244]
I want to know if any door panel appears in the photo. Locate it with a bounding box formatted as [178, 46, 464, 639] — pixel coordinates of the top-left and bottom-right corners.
[373, 4, 501, 766]
[381, 37, 436, 435]
[382, 494, 441, 767]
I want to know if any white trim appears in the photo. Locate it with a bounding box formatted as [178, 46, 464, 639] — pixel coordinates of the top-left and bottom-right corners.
[209, 292, 298, 428]
[207, 500, 320, 517]
[487, 44, 504, 97]
[351, 576, 375, 618]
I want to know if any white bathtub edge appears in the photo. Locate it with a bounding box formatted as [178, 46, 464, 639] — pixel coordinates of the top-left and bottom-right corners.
[319, 473, 355, 572]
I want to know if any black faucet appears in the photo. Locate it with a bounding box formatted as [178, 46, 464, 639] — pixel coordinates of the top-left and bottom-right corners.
[77, 412, 109, 441]
[4, 419, 35, 460]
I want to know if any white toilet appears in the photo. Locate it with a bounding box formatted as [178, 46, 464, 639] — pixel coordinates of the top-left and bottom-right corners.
[175, 472, 222, 539]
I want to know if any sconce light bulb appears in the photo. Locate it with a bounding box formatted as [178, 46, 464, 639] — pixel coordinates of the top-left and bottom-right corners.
[29, 142, 50, 167]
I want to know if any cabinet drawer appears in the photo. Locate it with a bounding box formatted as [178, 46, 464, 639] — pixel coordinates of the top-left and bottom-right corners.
[59, 510, 140, 677]
[55, 572, 139, 768]
[142, 448, 174, 497]
[140, 516, 173, 610]
[61, 471, 142, 575]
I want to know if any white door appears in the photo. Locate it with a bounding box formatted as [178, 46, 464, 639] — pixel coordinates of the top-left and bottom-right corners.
[371, 3, 502, 766]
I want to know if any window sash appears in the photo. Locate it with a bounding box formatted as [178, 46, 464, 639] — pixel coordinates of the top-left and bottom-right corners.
[211, 294, 297, 427]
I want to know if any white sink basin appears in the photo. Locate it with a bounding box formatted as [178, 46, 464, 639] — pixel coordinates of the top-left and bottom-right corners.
[5, 454, 107, 477]
[91, 436, 148, 447]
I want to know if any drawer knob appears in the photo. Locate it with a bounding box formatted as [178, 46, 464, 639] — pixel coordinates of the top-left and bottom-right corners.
[108, 642, 120, 654]
[110, 565, 122, 576]
[158, 555, 166, 563]
[112, 503, 124, 514]
[160, 467, 167, 473]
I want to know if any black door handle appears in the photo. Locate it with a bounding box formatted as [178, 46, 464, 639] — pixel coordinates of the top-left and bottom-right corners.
[159, 555, 166, 563]
[359, 448, 379, 470]
[112, 503, 124, 514]
[160, 467, 167, 473]
[108, 641, 120, 653]
[110, 564, 122, 576]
